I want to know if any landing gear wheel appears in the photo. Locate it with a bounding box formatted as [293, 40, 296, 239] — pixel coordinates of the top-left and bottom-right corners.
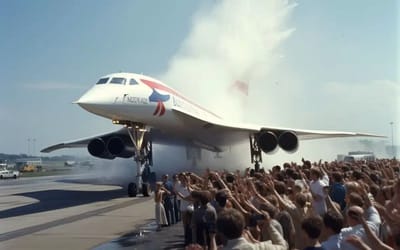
[254, 162, 260, 172]
[142, 183, 149, 197]
[128, 182, 137, 197]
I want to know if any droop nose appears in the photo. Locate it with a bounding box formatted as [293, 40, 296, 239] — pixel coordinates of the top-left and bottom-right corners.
[74, 93, 98, 110]
[73, 87, 112, 114]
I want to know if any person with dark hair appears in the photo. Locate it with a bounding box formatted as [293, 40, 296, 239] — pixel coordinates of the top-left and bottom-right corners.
[272, 165, 281, 175]
[321, 210, 344, 250]
[274, 181, 287, 196]
[258, 200, 284, 242]
[173, 174, 181, 222]
[162, 174, 175, 226]
[301, 215, 326, 250]
[191, 190, 217, 249]
[216, 208, 288, 250]
[302, 158, 312, 169]
[347, 192, 365, 207]
[351, 170, 363, 181]
[329, 172, 346, 210]
[270, 178, 311, 250]
[216, 208, 245, 241]
[214, 190, 228, 213]
[275, 210, 295, 250]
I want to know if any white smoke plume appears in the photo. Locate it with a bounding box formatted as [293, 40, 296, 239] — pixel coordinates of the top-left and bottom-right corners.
[160, 0, 296, 122]
[157, 0, 307, 169]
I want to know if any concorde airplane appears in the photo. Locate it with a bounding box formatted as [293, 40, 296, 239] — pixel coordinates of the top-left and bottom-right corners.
[41, 72, 383, 197]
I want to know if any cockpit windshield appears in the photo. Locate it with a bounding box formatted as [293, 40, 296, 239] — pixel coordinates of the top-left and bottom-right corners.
[96, 77, 109, 84]
[129, 79, 138, 85]
[110, 77, 126, 84]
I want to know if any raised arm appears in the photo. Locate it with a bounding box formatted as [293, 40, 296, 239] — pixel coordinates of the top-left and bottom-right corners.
[257, 211, 289, 250]
[325, 193, 342, 215]
[359, 213, 394, 250]
[188, 172, 204, 183]
[268, 179, 293, 211]
[226, 191, 250, 216]
[248, 179, 277, 214]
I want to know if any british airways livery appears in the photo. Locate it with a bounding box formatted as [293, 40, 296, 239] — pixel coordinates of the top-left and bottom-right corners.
[41, 72, 383, 197]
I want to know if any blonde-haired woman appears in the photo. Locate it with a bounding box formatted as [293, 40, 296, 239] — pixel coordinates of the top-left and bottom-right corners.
[155, 182, 169, 230]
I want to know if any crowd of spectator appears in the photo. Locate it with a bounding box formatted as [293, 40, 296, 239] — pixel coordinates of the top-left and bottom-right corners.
[153, 158, 400, 250]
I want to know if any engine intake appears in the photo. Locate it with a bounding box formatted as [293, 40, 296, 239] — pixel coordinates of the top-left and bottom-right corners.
[278, 131, 298, 152]
[107, 136, 135, 158]
[87, 138, 115, 159]
[257, 131, 278, 153]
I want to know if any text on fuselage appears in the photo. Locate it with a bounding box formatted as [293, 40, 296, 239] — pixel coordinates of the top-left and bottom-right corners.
[119, 94, 149, 105]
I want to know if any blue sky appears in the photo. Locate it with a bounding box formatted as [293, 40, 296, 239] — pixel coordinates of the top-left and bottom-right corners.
[0, 0, 398, 163]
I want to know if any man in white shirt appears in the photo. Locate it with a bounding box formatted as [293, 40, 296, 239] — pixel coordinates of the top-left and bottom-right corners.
[175, 173, 192, 246]
[339, 205, 381, 250]
[309, 168, 329, 216]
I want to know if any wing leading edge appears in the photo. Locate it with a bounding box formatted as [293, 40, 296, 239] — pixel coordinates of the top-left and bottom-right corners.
[171, 106, 385, 143]
[41, 127, 221, 153]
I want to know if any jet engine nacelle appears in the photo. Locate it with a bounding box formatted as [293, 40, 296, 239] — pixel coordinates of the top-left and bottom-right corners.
[106, 136, 135, 158]
[257, 131, 278, 153]
[256, 130, 299, 153]
[87, 138, 115, 159]
[278, 131, 298, 153]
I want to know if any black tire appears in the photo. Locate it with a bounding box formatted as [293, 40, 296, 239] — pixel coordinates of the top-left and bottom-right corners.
[128, 182, 137, 197]
[142, 183, 149, 197]
[13, 175, 17, 179]
[0, 175, 3, 179]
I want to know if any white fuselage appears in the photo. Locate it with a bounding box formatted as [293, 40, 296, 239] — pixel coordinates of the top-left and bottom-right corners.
[77, 72, 222, 135]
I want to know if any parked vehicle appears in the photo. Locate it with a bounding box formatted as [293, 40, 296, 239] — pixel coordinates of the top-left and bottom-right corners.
[337, 151, 376, 163]
[20, 164, 37, 172]
[0, 169, 20, 179]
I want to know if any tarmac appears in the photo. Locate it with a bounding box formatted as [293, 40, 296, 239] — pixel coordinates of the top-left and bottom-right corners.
[0, 174, 185, 250]
[95, 222, 184, 250]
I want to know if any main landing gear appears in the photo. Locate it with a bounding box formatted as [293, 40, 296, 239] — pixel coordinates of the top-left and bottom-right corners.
[249, 135, 262, 172]
[124, 122, 153, 197]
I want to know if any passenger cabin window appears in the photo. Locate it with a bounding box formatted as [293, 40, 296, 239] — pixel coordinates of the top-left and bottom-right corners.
[96, 78, 109, 84]
[129, 79, 138, 85]
[110, 77, 126, 84]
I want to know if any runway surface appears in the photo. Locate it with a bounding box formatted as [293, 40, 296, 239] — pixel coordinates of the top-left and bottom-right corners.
[0, 173, 183, 250]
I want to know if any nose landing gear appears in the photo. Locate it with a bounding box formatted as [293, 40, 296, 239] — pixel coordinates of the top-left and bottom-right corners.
[125, 122, 153, 197]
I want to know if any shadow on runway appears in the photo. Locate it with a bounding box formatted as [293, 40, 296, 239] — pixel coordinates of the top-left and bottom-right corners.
[94, 221, 185, 250]
[0, 188, 127, 219]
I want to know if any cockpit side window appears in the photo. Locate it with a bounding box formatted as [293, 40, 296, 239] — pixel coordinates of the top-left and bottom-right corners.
[96, 77, 109, 84]
[110, 77, 126, 84]
[129, 79, 138, 85]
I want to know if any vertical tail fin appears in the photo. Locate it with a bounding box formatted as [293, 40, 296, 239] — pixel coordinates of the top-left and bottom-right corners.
[229, 80, 249, 96]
